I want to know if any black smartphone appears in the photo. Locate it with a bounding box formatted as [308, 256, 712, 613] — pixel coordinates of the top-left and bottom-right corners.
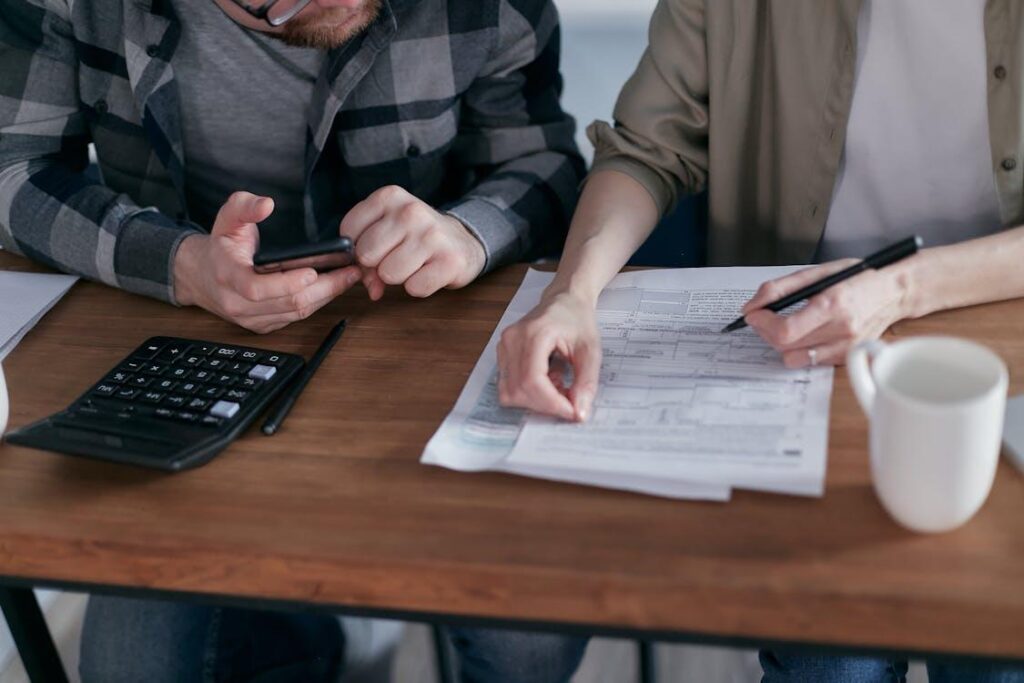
[253, 237, 354, 274]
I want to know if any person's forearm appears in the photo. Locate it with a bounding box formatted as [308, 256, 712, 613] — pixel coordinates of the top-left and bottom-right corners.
[544, 170, 662, 305]
[900, 225, 1024, 319]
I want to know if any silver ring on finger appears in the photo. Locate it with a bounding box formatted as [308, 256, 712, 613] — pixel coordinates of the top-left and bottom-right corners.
[808, 347, 818, 367]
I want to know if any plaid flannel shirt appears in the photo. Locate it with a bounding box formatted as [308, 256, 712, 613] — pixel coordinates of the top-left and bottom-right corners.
[0, 0, 584, 302]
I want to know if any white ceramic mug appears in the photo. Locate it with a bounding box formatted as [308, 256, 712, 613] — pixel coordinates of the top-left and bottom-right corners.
[0, 362, 8, 438]
[847, 336, 1008, 533]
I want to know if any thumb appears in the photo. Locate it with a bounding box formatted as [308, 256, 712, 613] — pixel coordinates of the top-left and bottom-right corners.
[212, 192, 274, 238]
[569, 340, 601, 422]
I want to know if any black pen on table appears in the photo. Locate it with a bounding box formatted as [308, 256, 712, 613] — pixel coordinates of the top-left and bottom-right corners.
[720, 235, 923, 334]
[261, 319, 347, 435]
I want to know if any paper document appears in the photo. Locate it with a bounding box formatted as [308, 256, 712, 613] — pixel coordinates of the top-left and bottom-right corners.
[0, 270, 78, 360]
[423, 268, 834, 499]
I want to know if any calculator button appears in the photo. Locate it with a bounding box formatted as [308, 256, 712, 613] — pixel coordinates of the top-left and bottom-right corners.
[239, 350, 260, 362]
[238, 377, 263, 390]
[262, 354, 284, 366]
[164, 395, 188, 408]
[129, 376, 152, 388]
[122, 360, 145, 372]
[201, 415, 224, 427]
[135, 342, 163, 359]
[215, 347, 238, 359]
[107, 371, 133, 384]
[199, 386, 223, 399]
[226, 362, 252, 374]
[192, 370, 212, 382]
[178, 382, 200, 395]
[142, 363, 167, 376]
[224, 389, 250, 402]
[154, 407, 176, 420]
[140, 391, 165, 404]
[188, 398, 211, 411]
[213, 373, 236, 387]
[115, 388, 140, 401]
[204, 359, 226, 371]
[93, 384, 117, 397]
[175, 411, 201, 423]
[249, 364, 277, 381]
[210, 400, 240, 419]
[155, 379, 178, 392]
[182, 355, 204, 367]
[168, 367, 192, 380]
[192, 343, 216, 356]
[157, 345, 187, 362]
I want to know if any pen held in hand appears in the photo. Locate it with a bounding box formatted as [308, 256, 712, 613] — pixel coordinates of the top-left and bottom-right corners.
[261, 319, 347, 435]
[720, 235, 923, 334]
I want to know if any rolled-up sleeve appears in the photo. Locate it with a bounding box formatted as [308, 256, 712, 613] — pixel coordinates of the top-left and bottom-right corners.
[587, 0, 709, 217]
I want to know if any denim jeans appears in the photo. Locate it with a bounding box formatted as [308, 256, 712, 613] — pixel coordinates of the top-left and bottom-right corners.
[79, 595, 588, 683]
[760, 650, 1024, 683]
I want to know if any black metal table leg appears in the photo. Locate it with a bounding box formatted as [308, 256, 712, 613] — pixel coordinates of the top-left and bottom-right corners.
[640, 639, 658, 683]
[0, 586, 69, 683]
[432, 623, 456, 683]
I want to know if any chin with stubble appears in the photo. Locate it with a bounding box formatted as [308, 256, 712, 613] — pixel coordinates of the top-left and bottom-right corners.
[275, 0, 383, 49]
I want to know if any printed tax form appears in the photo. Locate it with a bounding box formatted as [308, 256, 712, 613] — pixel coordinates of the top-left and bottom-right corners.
[422, 267, 834, 500]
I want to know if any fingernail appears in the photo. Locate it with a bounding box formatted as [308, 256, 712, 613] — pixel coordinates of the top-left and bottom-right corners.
[575, 393, 593, 421]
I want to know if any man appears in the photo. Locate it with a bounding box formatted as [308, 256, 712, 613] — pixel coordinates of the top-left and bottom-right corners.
[0, 0, 588, 680]
[0, 0, 584, 330]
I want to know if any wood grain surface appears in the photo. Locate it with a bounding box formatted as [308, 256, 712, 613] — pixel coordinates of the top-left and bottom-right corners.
[1, 252, 1022, 659]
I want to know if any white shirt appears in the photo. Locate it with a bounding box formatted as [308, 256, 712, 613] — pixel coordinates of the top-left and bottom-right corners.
[819, 0, 1003, 261]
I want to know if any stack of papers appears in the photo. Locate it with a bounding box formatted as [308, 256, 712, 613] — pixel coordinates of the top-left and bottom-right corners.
[0, 270, 78, 361]
[422, 268, 834, 501]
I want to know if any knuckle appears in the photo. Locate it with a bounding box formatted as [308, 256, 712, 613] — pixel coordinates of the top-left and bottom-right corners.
[377, 185, 405, 204]
[758, 282, 780, 300]
[376, 265, 401, 285]
[397, 201, 429, 226]
[406, 281, 431, 298]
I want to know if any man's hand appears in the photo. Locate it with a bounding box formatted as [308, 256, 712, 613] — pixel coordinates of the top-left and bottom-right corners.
[173, 192, 362, 333]
[340, 186, 486, 300]
[741, 258, 915, 368]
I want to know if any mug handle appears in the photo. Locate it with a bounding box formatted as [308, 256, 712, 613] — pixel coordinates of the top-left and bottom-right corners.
[846, 340, 886, 416]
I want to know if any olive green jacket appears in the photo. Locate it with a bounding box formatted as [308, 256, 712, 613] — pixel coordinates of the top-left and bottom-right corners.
[589, 0, 1023, 265]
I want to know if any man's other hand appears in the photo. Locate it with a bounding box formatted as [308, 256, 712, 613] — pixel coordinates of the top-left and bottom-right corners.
[340, 186, 486, 300]
[173, 192, 362, 333]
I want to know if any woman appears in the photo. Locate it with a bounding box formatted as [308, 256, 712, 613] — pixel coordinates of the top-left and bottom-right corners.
[498, 0, 1023, 680]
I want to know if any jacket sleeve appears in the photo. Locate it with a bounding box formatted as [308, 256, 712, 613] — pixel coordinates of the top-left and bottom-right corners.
[443, 0, 586, 272]
[587, 0, 709, 217]
[0, 0, 200, 302]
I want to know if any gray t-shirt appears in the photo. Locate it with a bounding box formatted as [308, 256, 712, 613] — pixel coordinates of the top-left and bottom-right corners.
[174, 1, 325, 248]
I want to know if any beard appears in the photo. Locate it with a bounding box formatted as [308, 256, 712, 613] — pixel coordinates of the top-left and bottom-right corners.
[275, 0, 383, 50]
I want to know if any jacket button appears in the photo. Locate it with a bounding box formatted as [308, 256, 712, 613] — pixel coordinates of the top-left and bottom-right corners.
[1002, 158, 1017, 172]
[94, 99, 108, 114]
[406, 144, 421, 158]
[994, 65, 1007, 80]
[146, 44, 161, 58]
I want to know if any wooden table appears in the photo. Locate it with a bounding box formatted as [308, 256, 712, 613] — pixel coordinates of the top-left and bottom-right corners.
[1, 251, 1023, 680]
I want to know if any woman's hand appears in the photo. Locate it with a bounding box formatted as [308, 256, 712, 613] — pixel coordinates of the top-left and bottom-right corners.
[742, 259, 915, 368]
[497, 291, 602, 422]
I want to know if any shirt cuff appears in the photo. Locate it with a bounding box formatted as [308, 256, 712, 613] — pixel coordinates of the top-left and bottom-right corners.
[115, 208, 203, 305]
[443, 197, 523, 274]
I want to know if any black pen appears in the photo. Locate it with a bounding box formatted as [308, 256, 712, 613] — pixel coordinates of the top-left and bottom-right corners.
[261, 319, 347, 435]
[721, 235, 923, 333]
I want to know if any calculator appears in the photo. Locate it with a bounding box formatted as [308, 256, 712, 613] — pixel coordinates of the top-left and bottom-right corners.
[4, 337, 304, 471]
